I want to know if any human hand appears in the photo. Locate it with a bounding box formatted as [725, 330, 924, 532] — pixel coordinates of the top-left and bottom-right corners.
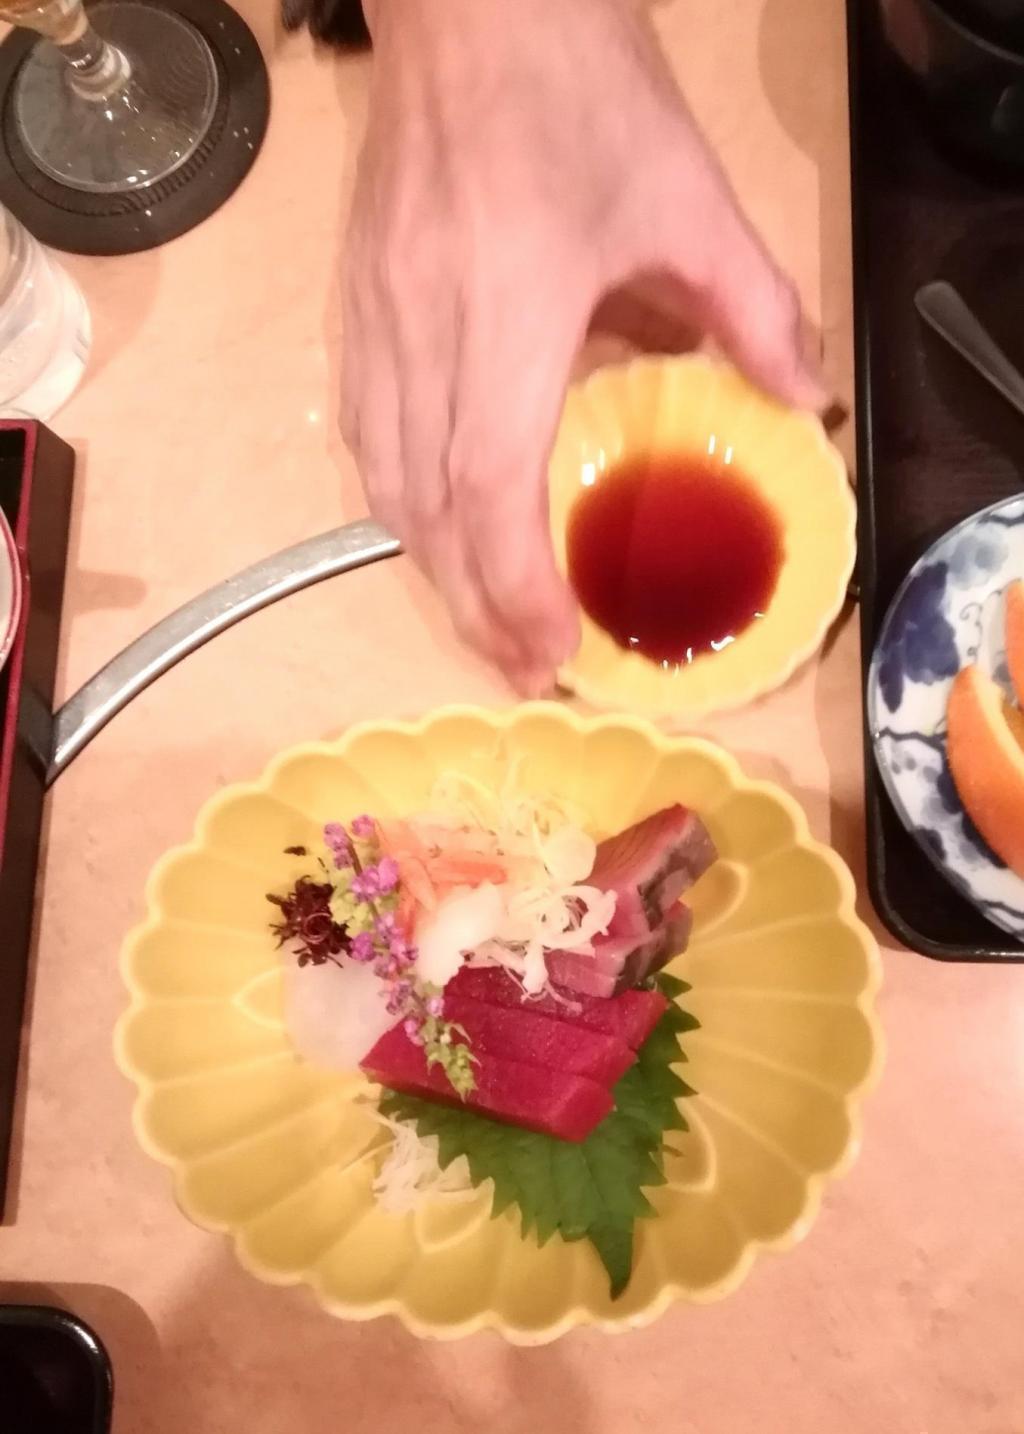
[343, 0, 826, 692]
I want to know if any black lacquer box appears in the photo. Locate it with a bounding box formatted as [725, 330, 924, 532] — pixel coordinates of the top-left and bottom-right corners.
[0, 422, 74, 1216]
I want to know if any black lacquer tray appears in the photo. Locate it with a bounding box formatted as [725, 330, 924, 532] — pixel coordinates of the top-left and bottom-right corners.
[849, 0, 1024, 958]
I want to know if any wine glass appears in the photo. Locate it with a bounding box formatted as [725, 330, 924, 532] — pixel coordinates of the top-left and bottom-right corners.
[0, 0, 219, 194]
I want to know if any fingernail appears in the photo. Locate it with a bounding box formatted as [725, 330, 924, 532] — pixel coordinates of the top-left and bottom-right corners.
[821, 399, 850, 434]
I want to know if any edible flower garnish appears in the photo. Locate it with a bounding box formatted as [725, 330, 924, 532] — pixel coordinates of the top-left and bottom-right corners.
[268, 819, 477, 1096]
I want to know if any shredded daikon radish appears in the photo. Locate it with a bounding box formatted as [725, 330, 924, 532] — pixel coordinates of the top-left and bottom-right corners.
[406, 768, 615, 994]
[369, 1110, 475, 1214]
[430, 763, 588, 854]
[535, 823, 596, 885]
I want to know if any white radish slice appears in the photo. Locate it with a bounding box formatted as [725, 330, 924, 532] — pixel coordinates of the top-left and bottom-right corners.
[414, 882, 505, 988]
[285, 955, 395, 1071]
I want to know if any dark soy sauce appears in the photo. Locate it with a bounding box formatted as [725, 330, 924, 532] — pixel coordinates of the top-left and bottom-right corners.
[567, 453, 784, 666]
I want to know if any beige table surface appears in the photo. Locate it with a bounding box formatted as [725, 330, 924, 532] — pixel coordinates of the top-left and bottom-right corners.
[2, 1, 1024, 1430]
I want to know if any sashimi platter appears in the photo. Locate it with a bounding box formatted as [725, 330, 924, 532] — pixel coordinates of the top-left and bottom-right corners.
[117, 706, 881, 1341]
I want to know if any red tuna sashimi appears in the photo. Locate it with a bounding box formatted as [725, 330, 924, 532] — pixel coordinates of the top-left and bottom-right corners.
[362, 1025, 612, 1141]
[594, 805, 717, 934]
[546, 901, 694, 998]
[546, 938, 641, 999]
[611, 987, 670, 1046]
[543, 954, 619, 1000]
[447, 966, 668, 1049]
[442, 992, 635, 1085]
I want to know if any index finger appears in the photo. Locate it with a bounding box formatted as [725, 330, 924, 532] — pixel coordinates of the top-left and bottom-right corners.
[448, 282, 587, 686]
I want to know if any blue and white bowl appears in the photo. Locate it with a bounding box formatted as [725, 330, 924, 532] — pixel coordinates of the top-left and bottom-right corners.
[868, 495, 1024, 941]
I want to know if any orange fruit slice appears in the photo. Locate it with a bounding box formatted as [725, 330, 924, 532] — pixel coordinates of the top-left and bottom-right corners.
[947, 664, 1024, 879]
[1005, 580, 1024, 707]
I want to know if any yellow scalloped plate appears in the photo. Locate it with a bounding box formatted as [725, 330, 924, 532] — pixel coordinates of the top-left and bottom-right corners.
[549, 357, 855, 720]
[116, 705, 881, 1343]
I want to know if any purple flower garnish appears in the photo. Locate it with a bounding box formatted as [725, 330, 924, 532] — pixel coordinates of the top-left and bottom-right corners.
[386, 978, 413, 1016]
[404, 1017, 424, 1045]
[350, 866, 380, 900]
[351, 861, 402, 902]
[371, 951, 399, 980]
[323, 822, 352, 869]
[350, 931, 375, 963]
[425, 994, 445, 1018]
[376, 855, 400, 893]
[391, 937, 416, 967]
[351, 814, 375, 839]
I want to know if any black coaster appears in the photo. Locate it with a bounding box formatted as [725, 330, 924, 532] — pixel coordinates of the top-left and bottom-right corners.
[0, 0, 270, 256]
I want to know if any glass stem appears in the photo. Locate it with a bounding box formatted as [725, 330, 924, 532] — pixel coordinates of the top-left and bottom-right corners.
[11, 0, 131, 101]
[56, 19, 131, 101]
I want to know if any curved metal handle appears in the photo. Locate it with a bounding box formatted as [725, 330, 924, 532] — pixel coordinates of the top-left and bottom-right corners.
[47, 518, 400, 785]
[916, 280, 1024, 422]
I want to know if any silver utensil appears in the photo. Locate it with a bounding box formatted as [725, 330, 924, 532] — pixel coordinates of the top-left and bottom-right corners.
[915, 280, 1024, 420]
[48, 519, 400, 785]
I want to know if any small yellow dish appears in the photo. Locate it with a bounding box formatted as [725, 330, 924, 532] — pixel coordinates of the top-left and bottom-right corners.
[549, 357, 855, 721]
[116, 705, 881, 1344]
